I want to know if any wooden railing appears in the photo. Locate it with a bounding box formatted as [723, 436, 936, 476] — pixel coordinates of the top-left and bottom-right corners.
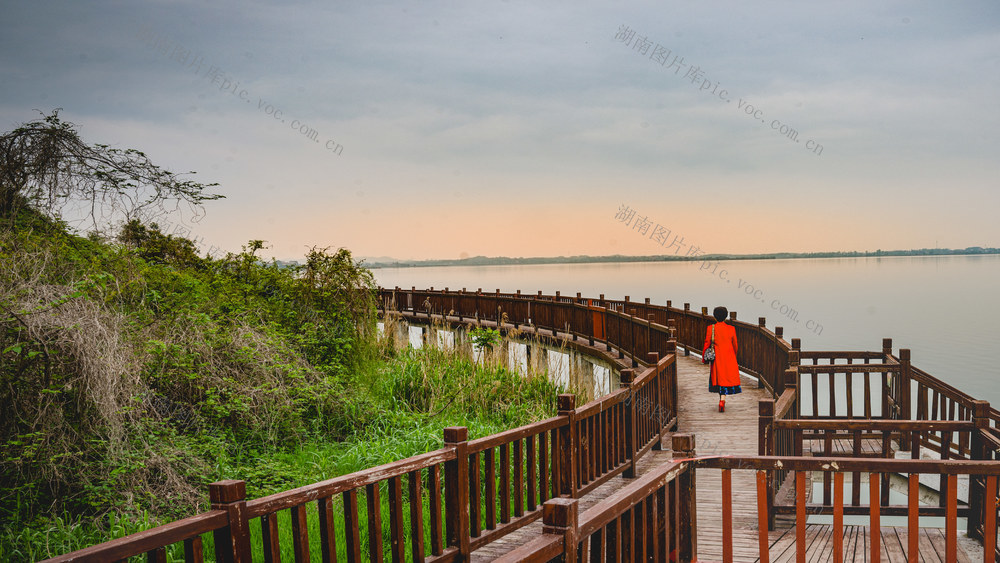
[44, 290, 683, 562]
[500, 443, 1000, 563]
[42, 366, 682, 563]
[758, 335, 1000, 542]
[41, 439, 470, 563]
[494, 434, 698, 563]
[42, 287, 1000, 561]
[42, 381, 680, 563]
[382, 286, 792, 391]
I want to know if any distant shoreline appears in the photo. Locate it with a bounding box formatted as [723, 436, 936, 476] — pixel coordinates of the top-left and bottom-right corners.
[363, 247, 999, 269]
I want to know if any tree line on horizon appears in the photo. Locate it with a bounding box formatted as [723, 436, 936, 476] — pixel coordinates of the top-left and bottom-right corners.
[363, 246, 1000, 269]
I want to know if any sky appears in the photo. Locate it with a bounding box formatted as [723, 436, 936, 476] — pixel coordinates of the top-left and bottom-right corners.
[2, 1, 999, 261]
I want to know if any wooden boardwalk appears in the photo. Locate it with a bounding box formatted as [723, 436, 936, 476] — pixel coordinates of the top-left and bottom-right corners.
[764, 525, 978, 563]
[680, 354, 770, 562]
[472, 354, 982, 562]
[44, 291, 1000, 563]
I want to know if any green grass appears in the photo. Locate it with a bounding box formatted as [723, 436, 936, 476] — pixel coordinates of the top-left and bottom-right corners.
[0, 208, 562, 561]
[0, 344, 561, 561]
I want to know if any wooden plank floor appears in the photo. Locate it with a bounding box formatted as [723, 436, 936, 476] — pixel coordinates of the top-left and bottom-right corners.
[470, 353, 983, 561]
[803, 437, 890, 457]
[469, 444, 677, 560]
[762, 525, 975, 563]
[678, 353, 773, 563]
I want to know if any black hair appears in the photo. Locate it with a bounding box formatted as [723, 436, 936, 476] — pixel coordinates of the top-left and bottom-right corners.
[713, 306, 728, 322]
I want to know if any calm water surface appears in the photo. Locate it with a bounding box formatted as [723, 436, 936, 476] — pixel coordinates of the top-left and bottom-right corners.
[372, 255, 1000, 407]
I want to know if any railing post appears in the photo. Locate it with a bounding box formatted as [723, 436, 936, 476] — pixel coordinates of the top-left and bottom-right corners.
[647, 314, 655, 360]
[683, 303, 691, 356]
[587, 300, 594, 346]
[648, 352, 664, 450]
[757, 317, 767, 389]
[605, 303, 612, 352]
[899, 349, 912, 449]
[881, 338, 895, 420]
[758, 399, 776, 531]
[444, 427, 471, 560]
[628, 308, 637, 367]
[784, 367, 798, 418]
[672, 434, 697, 563]
[968, 400, 991, 540]
[785, 345, 800, 401]
[557, 394, 578, 498]
[209, 480, 251, 563]
[666, 335, 679, 431]
[622, 369, 637, 478]
[543, 497, 579, 560]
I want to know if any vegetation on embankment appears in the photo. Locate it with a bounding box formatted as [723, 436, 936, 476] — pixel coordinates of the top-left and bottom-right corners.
[0, 113, 561, 560]
[0, 209, 560, 560]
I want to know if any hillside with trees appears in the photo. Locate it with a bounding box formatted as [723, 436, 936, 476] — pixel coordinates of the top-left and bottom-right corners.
[0, 114, 559, 560]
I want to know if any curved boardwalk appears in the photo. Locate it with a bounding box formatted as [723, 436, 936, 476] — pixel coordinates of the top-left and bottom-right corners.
[471, 354, 767, 561]
[678, 354, 769, 562]
[474, 354, 981, 562]
[678, 356, 981, 563]
[45, 289, 999, 563]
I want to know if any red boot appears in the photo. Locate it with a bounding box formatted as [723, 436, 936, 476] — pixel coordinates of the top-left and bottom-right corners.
[719, 398, 725, 412]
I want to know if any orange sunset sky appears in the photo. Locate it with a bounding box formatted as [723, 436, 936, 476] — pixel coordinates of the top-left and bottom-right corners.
[2, 1, 997, 261]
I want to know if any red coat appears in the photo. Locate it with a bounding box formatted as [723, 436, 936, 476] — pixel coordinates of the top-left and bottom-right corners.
[704, 321, 741, 393]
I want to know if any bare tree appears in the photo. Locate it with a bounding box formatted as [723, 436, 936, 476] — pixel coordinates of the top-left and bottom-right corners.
[0, 110, 222, 231]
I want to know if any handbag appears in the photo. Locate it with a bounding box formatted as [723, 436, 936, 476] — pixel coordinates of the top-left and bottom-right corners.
[703, 324, 716, 363]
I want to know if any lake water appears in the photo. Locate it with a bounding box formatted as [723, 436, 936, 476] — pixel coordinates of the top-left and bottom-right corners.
[372, 255, 1000, 408]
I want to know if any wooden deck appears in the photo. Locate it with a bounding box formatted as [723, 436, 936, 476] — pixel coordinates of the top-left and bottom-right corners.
[763, 525, 978, 563]
[44, 291, 1000, 563]
[803, 436, 892, 457]
[680, 354, 771, 562]
[472, 354, 982, 562]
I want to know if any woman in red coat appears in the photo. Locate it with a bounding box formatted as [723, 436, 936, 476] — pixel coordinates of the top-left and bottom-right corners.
[704, 306, 741, 412]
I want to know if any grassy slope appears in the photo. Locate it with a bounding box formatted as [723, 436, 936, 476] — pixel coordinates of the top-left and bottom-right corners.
[0, 212, 560, 561]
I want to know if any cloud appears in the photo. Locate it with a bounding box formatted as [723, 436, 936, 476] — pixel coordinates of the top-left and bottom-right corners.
[1, 0, 998, 258]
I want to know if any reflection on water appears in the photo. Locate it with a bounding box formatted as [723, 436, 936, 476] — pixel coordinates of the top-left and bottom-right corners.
[372, 254, 1000, 407]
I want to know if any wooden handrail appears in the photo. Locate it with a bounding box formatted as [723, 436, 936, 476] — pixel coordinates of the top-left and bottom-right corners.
[488, 454, 1000, 563]
[797, 364, 899, 373]
[774, 388, 796, 419]
[573, 388, 629, 419]
[774, 419, 975, 431]
[698, 455, 1000, 474]
[39, 511, 229, 563]
[576, 461, 688, 540]
[244, 446, 457, 518]
[467, 416, 564, 453]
